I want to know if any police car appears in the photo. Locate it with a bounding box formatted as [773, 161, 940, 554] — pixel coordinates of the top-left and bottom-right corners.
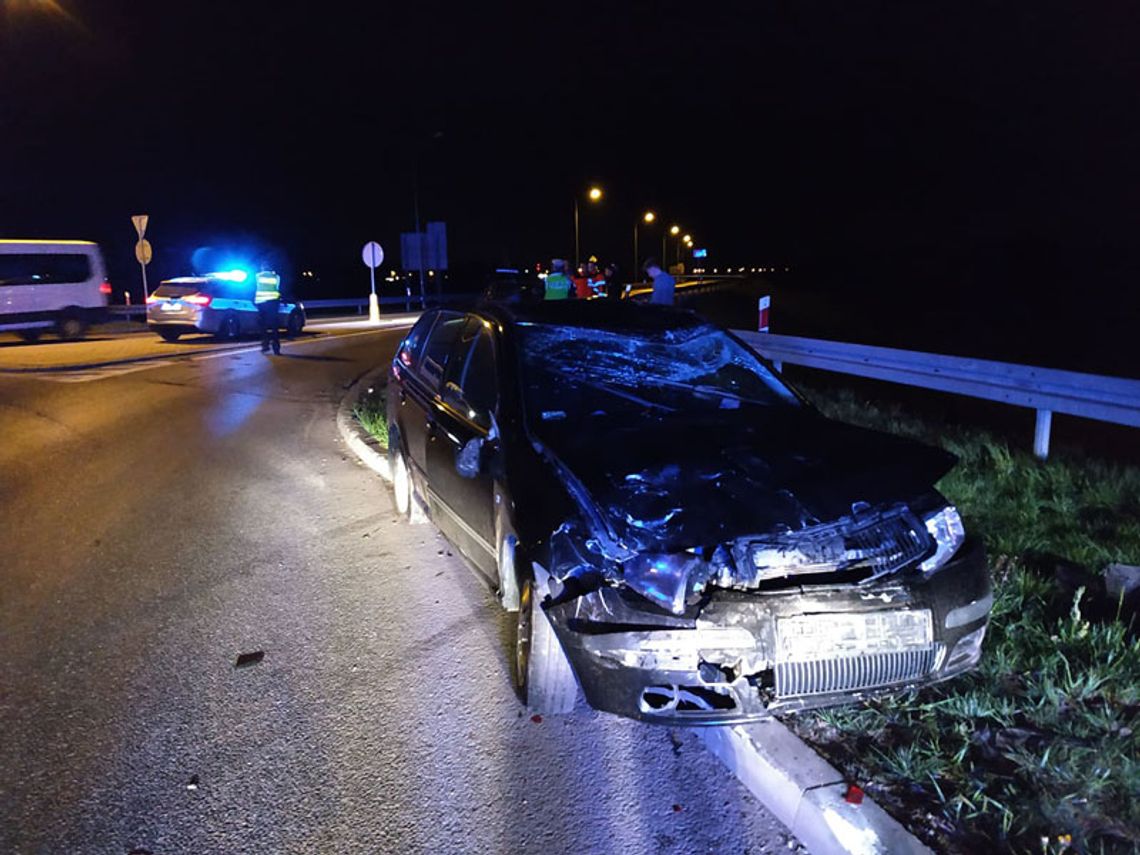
[146, 270, 305, 342]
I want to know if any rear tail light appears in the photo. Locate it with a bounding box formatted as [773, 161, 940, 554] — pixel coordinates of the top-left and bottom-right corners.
[183, 294, 212, 306]
[99, 280, 112, 295]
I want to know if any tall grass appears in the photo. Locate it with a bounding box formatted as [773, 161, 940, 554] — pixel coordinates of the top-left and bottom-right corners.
[353, 385, 388, 450]
[793, 381, 1140, 854]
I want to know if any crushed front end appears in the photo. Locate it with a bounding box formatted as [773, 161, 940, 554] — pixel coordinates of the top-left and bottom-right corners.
[540, 497, 992, 725]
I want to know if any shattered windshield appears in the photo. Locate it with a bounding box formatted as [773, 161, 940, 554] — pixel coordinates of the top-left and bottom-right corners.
[517, 321, 800, 425]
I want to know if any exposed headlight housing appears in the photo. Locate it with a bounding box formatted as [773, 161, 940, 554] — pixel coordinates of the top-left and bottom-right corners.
[622, 553, 709, 615]
[919, 505, 965, 574]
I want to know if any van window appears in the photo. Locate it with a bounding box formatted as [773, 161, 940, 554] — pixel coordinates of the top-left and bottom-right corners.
[0, 254, 92, 286]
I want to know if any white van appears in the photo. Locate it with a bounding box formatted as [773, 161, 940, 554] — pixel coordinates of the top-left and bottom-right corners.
[0, 240, 111, 341]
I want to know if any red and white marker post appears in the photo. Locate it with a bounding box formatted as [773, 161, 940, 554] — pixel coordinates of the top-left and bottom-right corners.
[758, 295, 771, 333]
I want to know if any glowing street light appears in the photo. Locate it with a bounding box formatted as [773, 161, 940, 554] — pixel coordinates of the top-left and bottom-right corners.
[682, 234, 691, 243]
[575, 185, 604, 268]
[643, 210, 656, 224]
[670, 224, 680, 236]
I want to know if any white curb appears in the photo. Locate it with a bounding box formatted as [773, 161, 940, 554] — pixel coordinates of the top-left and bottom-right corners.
[336, 368, 392, 483]
[699, 721, 932, 855]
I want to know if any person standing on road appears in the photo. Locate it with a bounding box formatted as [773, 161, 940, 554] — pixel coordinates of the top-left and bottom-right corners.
[643, 257, 676, 305]
[586, 260, 606, 298]
[604, 262, 623, 300]
[254, 271, 282, 354]
[544, 258, 574, 300]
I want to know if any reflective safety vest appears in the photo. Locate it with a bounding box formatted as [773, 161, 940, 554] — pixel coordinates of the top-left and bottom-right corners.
[544, 272, 572, 300]
[254, 272, 281, 304]
[588, 274, 606, 297]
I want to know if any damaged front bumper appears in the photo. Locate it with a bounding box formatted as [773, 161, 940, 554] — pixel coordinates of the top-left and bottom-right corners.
[546, 536, 991, 725]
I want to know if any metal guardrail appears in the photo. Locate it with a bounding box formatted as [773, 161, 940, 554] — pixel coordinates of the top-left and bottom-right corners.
[736, 331, 1140, 460]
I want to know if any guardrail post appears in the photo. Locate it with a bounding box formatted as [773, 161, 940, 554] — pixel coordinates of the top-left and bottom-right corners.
[1034, 409, 1053, 460]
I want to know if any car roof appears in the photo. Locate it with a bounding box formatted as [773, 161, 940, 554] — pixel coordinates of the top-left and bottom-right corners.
[477, 299, 710, 335]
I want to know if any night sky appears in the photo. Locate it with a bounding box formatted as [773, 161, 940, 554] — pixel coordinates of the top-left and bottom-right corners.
[4, 1, 1140, 308]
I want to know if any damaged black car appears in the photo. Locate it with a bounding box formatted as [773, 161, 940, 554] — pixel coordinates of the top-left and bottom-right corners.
[387, 301, 991, 724]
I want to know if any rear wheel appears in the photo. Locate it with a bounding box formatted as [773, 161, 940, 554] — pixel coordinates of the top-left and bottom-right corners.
[158, 329, 182, 342]
[56, 314, 86, 341]
[217, 314, 240, 340]
[392, 448, 412, 518]
[515, 576, 578, 714]
[286, 310, 304, 338]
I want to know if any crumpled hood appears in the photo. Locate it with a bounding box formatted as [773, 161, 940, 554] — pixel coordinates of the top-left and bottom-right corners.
[541, 408, 955, 553]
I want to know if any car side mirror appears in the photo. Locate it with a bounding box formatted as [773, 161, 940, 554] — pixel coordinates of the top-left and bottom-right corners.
[456, 436, 483, 479]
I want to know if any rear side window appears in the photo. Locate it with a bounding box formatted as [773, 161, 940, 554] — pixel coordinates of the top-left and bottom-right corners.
[442, 317, 499, 429]
[396, 312, 436, 371]
[418, 312, 466, 386]
[0, 253, 92, 286]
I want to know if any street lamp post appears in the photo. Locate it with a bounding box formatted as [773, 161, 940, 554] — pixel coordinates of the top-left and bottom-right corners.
[635, 210, 656, 283]
[575, 186, 603, 269]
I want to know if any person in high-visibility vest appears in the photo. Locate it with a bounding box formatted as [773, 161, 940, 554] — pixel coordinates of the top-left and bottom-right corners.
[254, 271, 282, 354]
[543, 258, 574, 300]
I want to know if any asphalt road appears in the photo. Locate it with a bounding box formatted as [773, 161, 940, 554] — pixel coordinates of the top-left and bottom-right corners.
[0, 324, 796, 854]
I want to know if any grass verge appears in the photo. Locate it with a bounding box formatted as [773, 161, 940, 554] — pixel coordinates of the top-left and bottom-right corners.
[353, 383, 388, 450]
[790, 379, 1140, 854]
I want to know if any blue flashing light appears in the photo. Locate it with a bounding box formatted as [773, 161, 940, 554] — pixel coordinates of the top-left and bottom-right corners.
[208, 269, 250, 283]
[693, 248, 708, 258]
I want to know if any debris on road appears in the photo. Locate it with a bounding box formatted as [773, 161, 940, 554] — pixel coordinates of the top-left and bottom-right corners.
[234, 651, 265, 668]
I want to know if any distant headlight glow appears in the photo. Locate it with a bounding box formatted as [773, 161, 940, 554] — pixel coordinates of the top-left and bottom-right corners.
[919, 505, 965, 574]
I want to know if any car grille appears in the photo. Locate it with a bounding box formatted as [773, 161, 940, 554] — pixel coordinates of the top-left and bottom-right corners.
[774, 648, 937, 698]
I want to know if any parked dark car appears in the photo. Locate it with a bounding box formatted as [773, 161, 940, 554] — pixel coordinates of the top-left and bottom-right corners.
[386, 301, 991, 724]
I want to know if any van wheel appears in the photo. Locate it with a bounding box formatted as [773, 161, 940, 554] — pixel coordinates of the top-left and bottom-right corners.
[218, 315, 241, 340]
[515, 577, 578, 714]
[18, 329, 43, 343]
[56, 314, 87, 341]
[286, 310, 304, 338]
[158, 329, 182, 342]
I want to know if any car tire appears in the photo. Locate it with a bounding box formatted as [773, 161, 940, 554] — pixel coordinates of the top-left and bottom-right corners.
[17, 329, 43, 343]
[218, 314, 240, 341]
[158, 329, 182, 342]
[56, 313, 86, 341]
[286, 310, 304, 338]
[392, 447, 412, 519]
[515, 576, 578, 715]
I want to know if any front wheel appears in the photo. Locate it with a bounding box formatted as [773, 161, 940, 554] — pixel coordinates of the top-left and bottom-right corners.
[514, 576, 578, 714]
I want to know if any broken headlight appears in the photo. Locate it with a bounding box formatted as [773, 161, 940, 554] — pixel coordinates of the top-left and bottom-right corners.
[622, 553, 711, 615]
[919, 505, 965, 574]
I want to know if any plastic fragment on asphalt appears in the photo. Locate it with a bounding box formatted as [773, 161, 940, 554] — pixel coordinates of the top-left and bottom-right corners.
[235, 651, 265, 668]
[187, 775, 199, 791]
[530, 714, 543, 724]
[672, 804, 683, 812]
[845, 784, 865, 805]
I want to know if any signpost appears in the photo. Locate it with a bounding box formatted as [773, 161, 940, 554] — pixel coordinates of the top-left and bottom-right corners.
[361, 241, 384, 323]
[131, 215, 151, 301]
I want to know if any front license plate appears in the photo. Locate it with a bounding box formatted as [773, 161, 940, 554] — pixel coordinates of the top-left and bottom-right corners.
[777, 610, 932, 662]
